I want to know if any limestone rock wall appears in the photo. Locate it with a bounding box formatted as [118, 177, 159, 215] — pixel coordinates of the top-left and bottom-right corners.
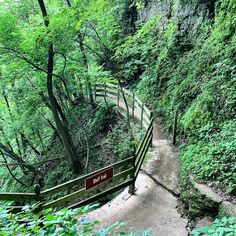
[182, 175, 236, 228]
[138, 0, 218, 39]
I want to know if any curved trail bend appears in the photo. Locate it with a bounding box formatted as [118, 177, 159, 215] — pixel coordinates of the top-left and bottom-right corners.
[86, 105, 188, 235]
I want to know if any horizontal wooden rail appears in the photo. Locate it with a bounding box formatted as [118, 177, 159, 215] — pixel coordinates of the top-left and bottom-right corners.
[96, 88, 117, 95]
[135, 134, 153, 178]
[95, 83, 117, 89]
[144, 105, 151, 117]
[69, 179, 134, 209]
[94, 82, 154, 189]
[135, 127, 153, 171]
[135, 127, 153, 166]
[135, 133, 153, 172]
[134, 96, 143, 106]
[133, 104, 151, 124]
[122, 88, 133, 97]
[95, 84, 152, 129]
[43, 167, 134, 209]
[41, 156, 134, 198]
[1, 83, 154, 211]
[0, 192, 36, 201]
[135, 117, 154, 157]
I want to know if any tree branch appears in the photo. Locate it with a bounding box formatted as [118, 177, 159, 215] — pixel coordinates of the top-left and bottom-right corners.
[81, 42, 104, 60]
[0, 46, 47, 73]
[54, 51, 67, 77]
[86, 21, 111, 52]
[0, 46, 70, 89]
[0, 151, 27, 186]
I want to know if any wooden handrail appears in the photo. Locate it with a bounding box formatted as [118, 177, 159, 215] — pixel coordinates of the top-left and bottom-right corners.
[42, 167, 134, 209]
[95, 84, 152, 124]
[135, 117, 154, 156]
[95, 82, 154, 185]
[135, 134, 153, 178]
[0, 192, 36, 201]
[1, 83, 154, 210]
[40, 156, 134, 198]
[95, 83, 117, 90]
[135, 126, 153, 166]
[69, 179, 134, 209]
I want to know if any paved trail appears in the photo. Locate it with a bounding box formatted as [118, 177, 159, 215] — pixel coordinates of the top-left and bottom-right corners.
[86, 120, 188, 235]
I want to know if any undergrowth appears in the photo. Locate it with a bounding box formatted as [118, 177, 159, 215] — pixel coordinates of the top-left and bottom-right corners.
[0, 101, 136, 200]
[0, 204, 152, 235]
[191, 217, 236, 236]
[115, 0, 236, 196]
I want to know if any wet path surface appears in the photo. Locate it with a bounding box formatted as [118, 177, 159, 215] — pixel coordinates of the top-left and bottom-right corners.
[86, 121, 188, 235]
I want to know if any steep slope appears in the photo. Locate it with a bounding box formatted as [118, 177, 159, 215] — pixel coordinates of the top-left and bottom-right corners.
[117, 0, 235, 199]
[114, 0, 236, 226]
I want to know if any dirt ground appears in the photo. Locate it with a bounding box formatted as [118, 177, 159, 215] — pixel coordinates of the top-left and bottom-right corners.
[86, 121, 188, 235]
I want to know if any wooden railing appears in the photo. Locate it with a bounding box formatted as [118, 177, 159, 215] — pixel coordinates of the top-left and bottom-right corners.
[0, 83, 153, 211]
[94, 83, 152, 129]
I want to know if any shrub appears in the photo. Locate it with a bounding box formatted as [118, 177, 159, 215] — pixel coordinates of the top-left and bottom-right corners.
[191, 217, 236, 236]
[0, 204, 152, 235]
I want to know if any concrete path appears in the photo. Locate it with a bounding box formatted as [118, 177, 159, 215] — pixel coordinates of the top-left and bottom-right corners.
[86, 122, 188, 235]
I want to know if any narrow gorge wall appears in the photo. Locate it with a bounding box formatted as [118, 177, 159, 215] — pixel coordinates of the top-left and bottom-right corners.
[139, 0, 217, 39]
[127, 0, 236, 228]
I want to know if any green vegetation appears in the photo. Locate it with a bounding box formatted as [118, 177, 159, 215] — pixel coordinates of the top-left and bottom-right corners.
[0, 0, 136, 198]
[0, 0, 235, 233]
[0, 204, 152, 235]
[191, 217, 236, 236]
[115, 0, 236, 197]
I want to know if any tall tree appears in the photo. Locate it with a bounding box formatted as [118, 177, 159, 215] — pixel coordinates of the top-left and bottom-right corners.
[37, 0, 82, 173]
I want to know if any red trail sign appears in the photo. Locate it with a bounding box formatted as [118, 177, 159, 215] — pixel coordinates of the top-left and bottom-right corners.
[85, 168, 114, 190]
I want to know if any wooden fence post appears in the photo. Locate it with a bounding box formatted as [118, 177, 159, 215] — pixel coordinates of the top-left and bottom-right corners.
[150, 111, 154, 147]
[140, 103, 144, 130]
[132, 92, 135, 121]
[34, 184, 42, 213]
[128, 148, 136, 195]
[94, 84, 97, 102]
[117, 85, 120, 107]
[128, 180, 135, 195]
[172, 110, 178, 145]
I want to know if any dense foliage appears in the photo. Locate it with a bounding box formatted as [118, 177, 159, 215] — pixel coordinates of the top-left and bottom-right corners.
[0, 0, 137, 195]
[114, 0, 236, 196]
[0, 204, 152, 235]
[191, 217, 236, 236]
[0, 0, 235, 233]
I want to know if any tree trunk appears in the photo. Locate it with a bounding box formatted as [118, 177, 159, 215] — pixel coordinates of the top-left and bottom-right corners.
[66, 0, 94, 106]
[66, 0, 72, 7]
[35, 128, 46, 155]
[20, 133, 41, 156]
[37, 0, 83, 173]
[77, 33, 94, 106]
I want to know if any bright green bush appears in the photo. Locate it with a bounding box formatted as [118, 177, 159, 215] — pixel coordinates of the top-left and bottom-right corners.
[0, 205, 152, 236]
[115, 0, 236, 195]
[191, 217, 236, 236]
[181, 120, 236, 194]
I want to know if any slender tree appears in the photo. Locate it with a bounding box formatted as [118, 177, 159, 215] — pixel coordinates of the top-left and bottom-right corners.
[37, 0, 83, 173]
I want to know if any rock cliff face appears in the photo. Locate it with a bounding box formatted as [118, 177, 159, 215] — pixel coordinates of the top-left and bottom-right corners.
[136, 0, 236, 228]
[139, 0, 218, 39]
